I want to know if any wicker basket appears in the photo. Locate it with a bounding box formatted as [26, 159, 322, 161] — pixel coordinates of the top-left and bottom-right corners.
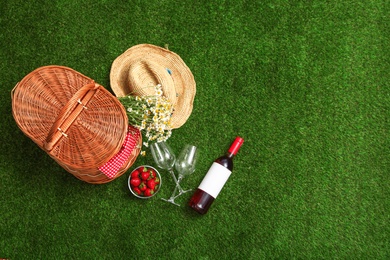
[11, 65, 141, 184]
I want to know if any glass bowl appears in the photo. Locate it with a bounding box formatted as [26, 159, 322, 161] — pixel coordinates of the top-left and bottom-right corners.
[128, 165, 161, 199]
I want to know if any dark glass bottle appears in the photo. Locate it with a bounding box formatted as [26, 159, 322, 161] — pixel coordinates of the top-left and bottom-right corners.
[189, 137, 244, 214]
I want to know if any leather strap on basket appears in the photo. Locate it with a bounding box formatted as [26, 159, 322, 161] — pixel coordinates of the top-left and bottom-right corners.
[44, 81, 99, 151]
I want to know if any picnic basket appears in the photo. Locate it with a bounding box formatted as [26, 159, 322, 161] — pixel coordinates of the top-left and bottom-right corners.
[11, 65, 142, 184]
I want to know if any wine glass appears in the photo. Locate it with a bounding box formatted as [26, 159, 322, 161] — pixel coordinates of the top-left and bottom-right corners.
[150, 141, 182, 206]
[172, 145, 199, 200]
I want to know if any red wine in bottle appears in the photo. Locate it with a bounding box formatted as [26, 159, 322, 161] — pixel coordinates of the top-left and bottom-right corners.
[189, 137, 244, 214]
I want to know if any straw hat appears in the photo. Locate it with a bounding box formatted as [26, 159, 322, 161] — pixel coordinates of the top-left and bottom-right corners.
[110, 44, 196, 129]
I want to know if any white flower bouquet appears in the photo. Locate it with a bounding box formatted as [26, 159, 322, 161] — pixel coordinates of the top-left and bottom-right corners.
[118, 84, 173, 155]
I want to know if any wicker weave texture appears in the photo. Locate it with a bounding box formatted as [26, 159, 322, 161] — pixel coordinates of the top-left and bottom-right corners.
[12, 66, 141, 184]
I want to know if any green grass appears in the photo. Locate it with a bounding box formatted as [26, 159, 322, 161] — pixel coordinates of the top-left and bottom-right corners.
[1, 0, 389, 259]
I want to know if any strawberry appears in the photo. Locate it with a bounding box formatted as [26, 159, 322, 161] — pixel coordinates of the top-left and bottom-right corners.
[146, 179, 156, 190]
[154, 176, 160, 184]
[130, 177, 141, 187]
[141, 171, 150, 181]
[148, 170, 156, 179]
[144, 188, 154, 197]
[131, 169, 140, 178]
[132, 187, 142, 195]
[139, 181, 147, 192]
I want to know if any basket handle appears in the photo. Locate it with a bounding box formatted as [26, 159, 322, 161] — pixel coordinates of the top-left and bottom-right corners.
[11, 82, 19, 100]
[44, 81, 100, 152]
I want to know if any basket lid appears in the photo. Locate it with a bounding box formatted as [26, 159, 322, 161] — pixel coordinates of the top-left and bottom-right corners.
[12, 66, 129, 169]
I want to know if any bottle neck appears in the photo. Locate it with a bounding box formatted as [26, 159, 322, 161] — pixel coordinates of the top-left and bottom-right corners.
[226, 152, 235, 159]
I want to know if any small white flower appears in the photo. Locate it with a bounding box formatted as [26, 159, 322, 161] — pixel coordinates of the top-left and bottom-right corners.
[146, 98, 153, 106]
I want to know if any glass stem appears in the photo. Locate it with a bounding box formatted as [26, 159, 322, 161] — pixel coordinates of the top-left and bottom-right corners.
[170, 176, 184, 198]
[169, 169, 183, 188]
[168, 169, 184, 196]
[168, 169, 179, 184]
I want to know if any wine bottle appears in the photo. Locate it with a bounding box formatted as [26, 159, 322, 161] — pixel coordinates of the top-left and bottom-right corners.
[189, 137, 244, 214]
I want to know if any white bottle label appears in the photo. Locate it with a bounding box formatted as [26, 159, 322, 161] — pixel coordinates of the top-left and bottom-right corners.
[198, 162, 232, 198]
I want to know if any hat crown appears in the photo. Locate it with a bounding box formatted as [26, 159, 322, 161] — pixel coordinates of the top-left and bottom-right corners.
[127, 59, 177, 107]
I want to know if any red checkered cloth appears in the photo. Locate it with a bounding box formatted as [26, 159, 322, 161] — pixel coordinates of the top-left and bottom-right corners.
[99, 126, 141, 179]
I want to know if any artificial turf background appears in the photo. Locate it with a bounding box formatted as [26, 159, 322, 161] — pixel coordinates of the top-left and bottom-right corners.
[1, 0, 389, 259]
